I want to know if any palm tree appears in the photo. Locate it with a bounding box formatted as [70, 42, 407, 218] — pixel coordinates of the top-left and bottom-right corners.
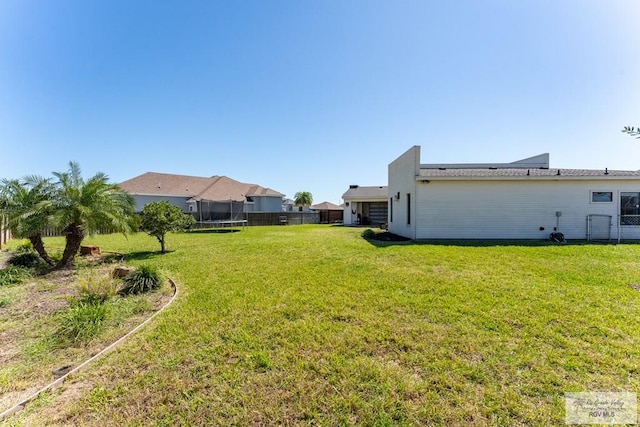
[48, 162, 136, 268]
[294, 191, 313, 224]
[294, 191, 313, 210]
[0, 176, 56, 266]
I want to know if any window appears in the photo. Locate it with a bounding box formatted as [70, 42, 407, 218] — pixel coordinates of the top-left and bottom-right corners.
[406, 193, 411, 225]
[389, 197, 393, 223]
[591, 191, 612, 203]
[246, 196, 254, 203]
[621, 192, 640, 225]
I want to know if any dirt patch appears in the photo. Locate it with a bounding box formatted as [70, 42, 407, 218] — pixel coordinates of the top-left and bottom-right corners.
[0, 251, 10, 269]
[629, 284, 640, 292]
[29, 379, 95, 425]
[0, 254, 173, 416]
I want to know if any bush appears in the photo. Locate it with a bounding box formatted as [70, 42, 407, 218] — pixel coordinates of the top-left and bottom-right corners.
[56, 299, 108, 344]
[76, 273, 118, 304]
[16, 239, 33, 253]
[7, 251, 44, 268]
[361, 229, 376, 239]
[0, 266, 32, 286]
[118, 265, 162, 295]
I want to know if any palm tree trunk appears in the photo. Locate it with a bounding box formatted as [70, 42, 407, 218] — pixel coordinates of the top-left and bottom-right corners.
[28, 234, 55, 266]
[58, 224, 85, 268]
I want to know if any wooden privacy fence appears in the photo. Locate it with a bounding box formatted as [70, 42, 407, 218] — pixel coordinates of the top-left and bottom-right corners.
[246, 212, 320, 226]
[40, 227, 117, 237]
[319, 210, 343, 224]
[0, 220, 116, 248]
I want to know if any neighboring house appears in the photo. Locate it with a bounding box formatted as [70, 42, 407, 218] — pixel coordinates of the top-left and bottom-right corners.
[342, 185, 388, 226]
[282, 198, 295, 212]
[311, 201, 343, 223]
[388, 146, 640, 240]
[294, 204, 312, 213]
[119, 172, 285, 221]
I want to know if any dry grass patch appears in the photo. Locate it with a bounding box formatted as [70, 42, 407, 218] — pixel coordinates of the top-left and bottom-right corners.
[0, 254, 173, 418]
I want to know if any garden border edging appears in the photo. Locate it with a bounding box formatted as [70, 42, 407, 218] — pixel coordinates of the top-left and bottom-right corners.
[0, 277, 179, 421]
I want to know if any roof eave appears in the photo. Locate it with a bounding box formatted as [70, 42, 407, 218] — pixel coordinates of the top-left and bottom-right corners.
[416, 175, 640, 182]
[343, 196, 388, 201]
[125, 192, 195, 197]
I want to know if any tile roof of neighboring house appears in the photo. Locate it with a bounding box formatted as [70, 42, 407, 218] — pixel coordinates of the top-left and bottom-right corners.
[311, 201, 342, 211]
[119, 172, 284, 202]
[418, 168, 640, 179]
[342, 185, 388, 200]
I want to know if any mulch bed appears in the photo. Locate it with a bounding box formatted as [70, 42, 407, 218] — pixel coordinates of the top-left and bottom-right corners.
[369, 232, 411, 242]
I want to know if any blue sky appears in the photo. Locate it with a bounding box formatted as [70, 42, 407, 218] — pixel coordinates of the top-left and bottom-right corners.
[1, 1, 639, 204]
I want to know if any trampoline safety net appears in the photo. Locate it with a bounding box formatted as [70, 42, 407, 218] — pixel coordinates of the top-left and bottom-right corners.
[197, 200, 245, 222]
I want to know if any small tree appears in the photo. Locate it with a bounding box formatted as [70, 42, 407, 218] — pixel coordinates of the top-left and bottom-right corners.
[140, 201, 194, 253]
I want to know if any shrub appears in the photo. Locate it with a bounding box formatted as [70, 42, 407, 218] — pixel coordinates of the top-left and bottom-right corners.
[7, 251, 44, 268]
[76, 273, 118, 304]
[118, 265, 162, 295]
[361, 229, 376, 239]
[0, 266, 32, 286]
[16, 239, 33, 253]
[56, 299, 108, 344]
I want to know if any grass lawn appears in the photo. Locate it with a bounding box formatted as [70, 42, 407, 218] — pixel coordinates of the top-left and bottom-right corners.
[4, 225, 640, 426]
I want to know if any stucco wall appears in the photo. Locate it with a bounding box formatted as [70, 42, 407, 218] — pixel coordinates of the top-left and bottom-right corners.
[388, 146, 420, 238]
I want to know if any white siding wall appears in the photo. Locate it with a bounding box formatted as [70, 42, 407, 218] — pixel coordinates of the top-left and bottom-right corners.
[388, 146, 420, 238]
[415, 180, 640, 240]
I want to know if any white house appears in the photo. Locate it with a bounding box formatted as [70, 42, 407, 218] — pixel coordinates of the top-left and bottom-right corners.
[342, 185, 388, 226]
[388, 146, 640, 241]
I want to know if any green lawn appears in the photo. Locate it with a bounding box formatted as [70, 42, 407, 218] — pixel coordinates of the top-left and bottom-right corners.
[5, 225, 640, 426]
